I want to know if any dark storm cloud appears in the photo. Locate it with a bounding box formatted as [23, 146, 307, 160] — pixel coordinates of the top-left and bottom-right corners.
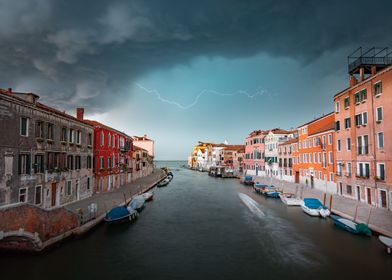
[1, 0, 391, 111]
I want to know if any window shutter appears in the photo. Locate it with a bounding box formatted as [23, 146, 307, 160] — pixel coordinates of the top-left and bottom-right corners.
[18, 154, 22, 174]
[26, 154, 31, 174]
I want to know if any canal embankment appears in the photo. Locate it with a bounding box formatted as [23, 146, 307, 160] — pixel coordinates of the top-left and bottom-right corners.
[0, 169, 166, 252]
[251, 175, 392, 237]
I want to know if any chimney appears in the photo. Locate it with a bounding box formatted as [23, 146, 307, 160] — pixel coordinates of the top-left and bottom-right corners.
[76, 108, 84, 120]
[371, 66, 377, 76]
[359, 67, 365, 82]
[349, 75, 357, 87]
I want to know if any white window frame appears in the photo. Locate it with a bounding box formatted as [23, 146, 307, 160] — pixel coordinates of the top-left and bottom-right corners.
[377, 163, 385, 180]
[34, 185, 42, 205]
[20, 117, 29, 137]
[337, 139, 341, 152]
[377, 132, 384, 149]
[19, 187, 28, 203]
[66, 180, 72, 196]
[328, 134, 332, 145]
[346, 138, 351, 151]
[376, 106, 383, 122]
[335, 101, 340, 113]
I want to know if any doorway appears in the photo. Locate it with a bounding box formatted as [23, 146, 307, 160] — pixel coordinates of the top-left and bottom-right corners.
[295, 172, 300, 183]
[366, 188, 372, 205]
[51, 182, 57, 207]
[380, 190, 387, 208]
[356, 186, 360, 201]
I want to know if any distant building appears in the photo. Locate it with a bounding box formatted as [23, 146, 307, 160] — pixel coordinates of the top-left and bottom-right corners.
[244, 130, 267, 176]
[133, 145, 154, 180]
[278, 137, 297, 182]
[81, 110, 133, 193]
[133, 135, 154, 158]
[0, 89, 94, 208]
[264, 128, 296, 179]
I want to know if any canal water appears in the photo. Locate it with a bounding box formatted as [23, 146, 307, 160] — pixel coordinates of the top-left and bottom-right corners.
[1, 161, 391, 279]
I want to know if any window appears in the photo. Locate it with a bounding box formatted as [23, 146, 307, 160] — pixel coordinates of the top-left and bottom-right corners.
[35, 186, 42, 205]
[108, 134, 111, 147]
[66, 181, 72, 196]
[377, 132, 384, 149]
[100, 132, 104, 147]
[357, 135, 369, 155]
[328, 134, 332, 145]
[334, 121, 340, 131]
[357, 162, 370, 178]
[20, 117, 29, 136]
[61, 127, 68, 142]
[337, 140, 341, 152]
[335, 101, 340, 113]
[76, 130, 81, 144]
[75, 156, 81, 170]
[377, 163, 385, 181]
[88, 133, 92, 146]
[19, 188, 27, 203]
[318, 152, 321, 163]
[376, 107, 383, 122]
[34, 154, 44, 173]
[35, 121, 44, 138]
[355, 114, 362, 126]
[87, 177, 91, 191]
[346, 138, 351, 151]
[354, 89, 367, 103]
[18, 154, 31, 175]
[344, 117, 351, 129]
[108, 157, 111, 169]
[346, 163, 352, 176]
[344, 97, 350, 108]
[347, 185, 352, 195]
[337, 162, 342, 175]
[47, 123, 54, 140]
[329, 173, 334, 182]
[323, 152, 327, 168]
[329, 151, 333, 164]
[100, 157, 104, 169]
[374, 81, 382, 96]
[362, 112, 368, 125]
[67, 155, 74, 170]
[87, 156, 92, 169]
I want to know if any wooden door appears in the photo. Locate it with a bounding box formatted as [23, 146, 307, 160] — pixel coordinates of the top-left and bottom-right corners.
[51, 183, 57, 207]
[367, 188, 372, 205]
[381, 190, 387, 208]
[295, 172, 300, 183]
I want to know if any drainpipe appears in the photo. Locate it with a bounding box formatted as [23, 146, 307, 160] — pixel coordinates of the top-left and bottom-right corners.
[369, 76, 378, 207]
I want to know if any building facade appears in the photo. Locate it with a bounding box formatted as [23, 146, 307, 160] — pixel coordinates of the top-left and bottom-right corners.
[133, 146, 154, 180]
[0, 89, 94, 209]
[133, 135, 154, 158]
[294, 113, 336, 194]
[244, 130, 266, 176]
[334, 63, 392, 209]
[264, 128, 296, 179]
[278, 138, 297, 182]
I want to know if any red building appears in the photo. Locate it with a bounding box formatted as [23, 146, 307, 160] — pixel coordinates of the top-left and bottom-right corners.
[76, 108, 133, 193]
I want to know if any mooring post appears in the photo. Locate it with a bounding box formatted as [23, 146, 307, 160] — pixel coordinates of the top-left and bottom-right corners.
[329, 195, 333, 210]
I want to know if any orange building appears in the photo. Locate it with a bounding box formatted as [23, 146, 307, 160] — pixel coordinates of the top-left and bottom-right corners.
[293, 113, 336, 194]
[333, 48, 392, 210]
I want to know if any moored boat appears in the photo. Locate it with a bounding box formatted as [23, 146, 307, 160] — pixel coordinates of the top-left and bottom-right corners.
[301, 198, 330, 218]
[129, 196, 146, 212]
[265, 191, 280, 198]
[330, 214, 372, 236]
[242, 175, 255, 186]
[279, 193, 303, 206]
[141, 192, 153, 202]
[378, 235, 392, 254]
[104, 206, 138, 223]
[157, 178, 170, 187]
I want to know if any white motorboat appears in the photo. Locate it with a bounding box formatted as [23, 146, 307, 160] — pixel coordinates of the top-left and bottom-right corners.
[141, 192, 153, 202]
[379, 235, 392, 254]
[279, 193, 303, 206]
[301, 198, 330, 218]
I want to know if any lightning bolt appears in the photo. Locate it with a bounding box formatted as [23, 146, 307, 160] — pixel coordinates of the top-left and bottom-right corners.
[135, 83, 272, 110]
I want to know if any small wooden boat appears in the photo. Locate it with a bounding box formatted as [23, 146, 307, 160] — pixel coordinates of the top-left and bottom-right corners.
[279, 193, 303, 206]
[379, 235, 392, 254]
[104, 206, 138, 223]
[141, 192, 153, 202]
[301, 198, 330, 218]
[265, 191, 280, 198]
[157, 178, 170, 187]
[129, 196, 146, 212]
[330, 214, 372, 236]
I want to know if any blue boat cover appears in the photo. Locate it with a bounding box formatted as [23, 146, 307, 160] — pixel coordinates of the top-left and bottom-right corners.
[303, 198, 324, 209]
[245, 176, 253, 181]
[105, 206, 129, 220]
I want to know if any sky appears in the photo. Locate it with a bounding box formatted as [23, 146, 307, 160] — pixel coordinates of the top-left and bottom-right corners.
[1, 0, 392, 160]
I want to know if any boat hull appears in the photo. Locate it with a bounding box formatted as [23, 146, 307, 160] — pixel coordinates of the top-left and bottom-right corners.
[301, 205, 320, 216]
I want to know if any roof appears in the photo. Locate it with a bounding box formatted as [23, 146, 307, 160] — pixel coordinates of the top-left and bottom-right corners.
[0, 89, 93, 128]
[248, 130, 268, 137]
[297, 112, 334, 128]
[133, 145, 148, 152]
[133, 135, 153, 141]
[268, 128, 293, 135]
[279, 138, 298, 146]
[224, 145, 245, 152]
[308, 122, 334, 136]
[84, 119, 132, 139]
